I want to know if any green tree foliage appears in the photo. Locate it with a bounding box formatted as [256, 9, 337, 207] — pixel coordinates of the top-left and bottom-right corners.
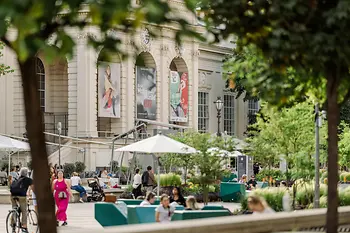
[248, 102, 327, 180]
[339, 123, 350, 169]
[200, 1, 350, 230]
[0, 42, 13, 75]
[170, 131, 232, 203]
[0, 1, 198, 232]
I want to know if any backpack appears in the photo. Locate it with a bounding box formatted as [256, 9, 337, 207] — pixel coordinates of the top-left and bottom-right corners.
[10, 177, 26, 196]
[142, 171, 149, 186]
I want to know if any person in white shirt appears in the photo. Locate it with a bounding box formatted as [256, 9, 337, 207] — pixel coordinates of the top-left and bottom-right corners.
[140, 192, 156, 206]
[132, 169, 142, 198]
[155, 194, 175, 223]
[70, 172, 86, 203]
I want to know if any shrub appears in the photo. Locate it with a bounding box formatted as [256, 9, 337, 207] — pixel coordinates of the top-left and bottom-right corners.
[241, 187, 288, 212]
[256, 169, 284, 181]
[63, 163, 75, 178]
[75, 161, 86, 174]
[208, 185, 216, 193]
[160, 173, 181, 187]
[340, 172, 350, 183]
[295, 183, 314, 207]
[320, 170, 327, 182]
[339, 186, 350, 206]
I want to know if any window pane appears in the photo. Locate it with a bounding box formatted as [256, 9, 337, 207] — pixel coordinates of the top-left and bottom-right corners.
[198, 92, 209, 132]
[36, 58, 45, 112]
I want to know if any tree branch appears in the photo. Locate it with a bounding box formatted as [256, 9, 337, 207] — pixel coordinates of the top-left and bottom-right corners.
[0, 37, 13, 50]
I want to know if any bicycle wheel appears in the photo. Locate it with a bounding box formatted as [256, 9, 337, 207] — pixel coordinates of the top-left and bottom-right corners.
[6, 211, 20, 233]
[27, 209, 39, 233]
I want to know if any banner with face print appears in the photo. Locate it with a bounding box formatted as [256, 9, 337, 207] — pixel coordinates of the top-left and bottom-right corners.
[98, 62, 121, 118]
[136, 66, 157, 120]
[169, 71, 188, 122]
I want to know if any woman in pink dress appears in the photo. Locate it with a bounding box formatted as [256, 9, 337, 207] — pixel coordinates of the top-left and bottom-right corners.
[52, 170, 72, 226]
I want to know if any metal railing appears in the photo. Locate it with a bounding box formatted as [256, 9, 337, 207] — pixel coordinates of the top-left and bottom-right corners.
[43, 112, 68, 138]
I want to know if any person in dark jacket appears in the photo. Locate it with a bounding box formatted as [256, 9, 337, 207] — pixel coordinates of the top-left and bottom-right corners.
[169, 187, 186, 207]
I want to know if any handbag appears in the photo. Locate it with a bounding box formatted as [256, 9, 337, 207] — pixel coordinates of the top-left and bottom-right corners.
[58, 191, 67, 199]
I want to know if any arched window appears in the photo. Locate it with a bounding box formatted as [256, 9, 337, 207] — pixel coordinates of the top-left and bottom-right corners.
[36, 57, 45, 112]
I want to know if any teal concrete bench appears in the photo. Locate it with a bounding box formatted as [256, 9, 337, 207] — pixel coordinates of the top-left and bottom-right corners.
[127, 205, 185, 224]
[95, 202, 128, 227]
[171, 210, 231, 221]
[222, 173, 238, 182]
[257, 182, 268, 188]
[202, 205, 225, 210]
[220, 182, 246, 202]
[118, 199, 160, 205]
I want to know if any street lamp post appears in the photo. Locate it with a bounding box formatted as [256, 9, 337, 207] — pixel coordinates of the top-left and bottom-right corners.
[214, 97, 224, 137]
[314, 104, 320, 208]
[314, 104, 326, 208]
[57, 122, 62, 167]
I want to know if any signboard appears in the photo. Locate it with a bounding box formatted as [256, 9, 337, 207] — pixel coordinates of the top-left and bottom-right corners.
[136, 66, 157, 120]
[169, 71, 188, 122]
[98, 62, 121, 118]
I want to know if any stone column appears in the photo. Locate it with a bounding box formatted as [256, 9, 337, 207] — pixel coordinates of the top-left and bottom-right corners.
[191, 44, 200, 130]
[74, 33, 98, 137]
[126, 40, 136, 130]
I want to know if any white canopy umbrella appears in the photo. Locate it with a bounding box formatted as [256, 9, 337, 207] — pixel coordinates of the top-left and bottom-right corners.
[0, 135, 30, 175]
[115, 133, 197, 197]
[115, 133, 197, 154]
[207, 147, 241, 157]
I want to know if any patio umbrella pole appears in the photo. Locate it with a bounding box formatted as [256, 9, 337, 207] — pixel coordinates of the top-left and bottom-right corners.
[157, 164, 160, 199]
[8, 152, 10, 177]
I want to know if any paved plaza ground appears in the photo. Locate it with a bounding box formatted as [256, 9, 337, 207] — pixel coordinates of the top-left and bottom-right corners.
[0, 202, 241, 233]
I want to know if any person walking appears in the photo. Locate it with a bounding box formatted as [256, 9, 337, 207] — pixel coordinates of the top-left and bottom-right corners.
[70, 172, 86, 203]
[132, 169, 142, 198]
[142, 166, 156, 193]
[10, 167, 33, 233]
[52, 170, 72, 226]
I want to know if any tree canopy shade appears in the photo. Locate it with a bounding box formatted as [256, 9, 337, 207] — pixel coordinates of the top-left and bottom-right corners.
[248, 101, 327, 180]
[0, 1, 199, 232]
[199, 1, 350, 231]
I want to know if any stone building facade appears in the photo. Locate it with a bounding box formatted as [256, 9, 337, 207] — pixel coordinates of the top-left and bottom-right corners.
[0, 0, 258, 170]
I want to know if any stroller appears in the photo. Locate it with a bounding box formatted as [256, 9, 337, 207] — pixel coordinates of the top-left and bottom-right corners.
[86, 177, 105, 202]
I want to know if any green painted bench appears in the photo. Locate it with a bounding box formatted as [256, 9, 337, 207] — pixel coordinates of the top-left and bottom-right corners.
[220, 182, 246, 202]
[95, 202, 128, 227]
[171, 210, 231, 221]
[127, 205, 185, 224]
[222, 173, 238, 182]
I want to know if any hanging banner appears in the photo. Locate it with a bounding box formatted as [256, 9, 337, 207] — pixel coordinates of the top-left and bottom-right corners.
[136, 66, 157, 120]
[98, 62, 121, 118]
[169, 71, 189, 122]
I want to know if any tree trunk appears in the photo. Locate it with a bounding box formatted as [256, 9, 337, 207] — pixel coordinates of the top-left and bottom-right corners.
[326, 73, 340, 233]
[203, 185, 209, 205]
[19, 57, 57, 233]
